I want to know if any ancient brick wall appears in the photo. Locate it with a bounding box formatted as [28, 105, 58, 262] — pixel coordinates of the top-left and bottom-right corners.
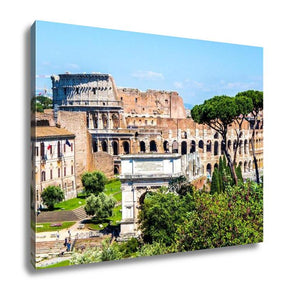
[92, 152, 114, 179]
[57, 111, 94, 191]
[117, 88, 186, 119]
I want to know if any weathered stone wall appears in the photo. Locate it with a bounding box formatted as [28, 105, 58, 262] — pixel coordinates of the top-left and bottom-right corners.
[34, 109, 56, 126]
[92, 152, 114, 179]
[57, 111, 94, 190]
[117, 88, 186, 119]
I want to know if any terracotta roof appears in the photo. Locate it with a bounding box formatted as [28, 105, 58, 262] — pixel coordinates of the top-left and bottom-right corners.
[31, 126, 75, 139]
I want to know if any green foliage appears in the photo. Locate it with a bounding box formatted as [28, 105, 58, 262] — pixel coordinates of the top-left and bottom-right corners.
[41, 185, 65, 210]
[176, 181, 263, 251]
[235, 165, 243, 183]
[210, 167, 221, 194]
[84, 192, 115, 220]
[31, 96, 52, 113]
[138, 188, 194, 246]
[236, 90, 263, 114]
[81, 171, 107, 195]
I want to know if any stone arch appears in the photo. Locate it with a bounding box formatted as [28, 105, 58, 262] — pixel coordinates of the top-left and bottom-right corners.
[214, 141, 219, 156]
[112, 140, 118, 155]
[150, 140, 157, 152]
[238, 161, 243, 171]
[190, 140, 196, 153]
[114, 165, 120, 175]
[101, 140, 108, 152]
[206, 140, 211, 152]
[102, 113, 108, 129]
[206, 163, 212, 176]
[140, 141, 146, 152]
[112, 113, 119, 129]
[181, 141, 187, 155]
[172, 140, 178, 153]
[198, 140, 204, 153]
[122, 141, 130, 154]
[244, 161, 248, 173]
[248, 160, 252, 172]
[163, 140, 169, 152]
[93, 140, 98, 152]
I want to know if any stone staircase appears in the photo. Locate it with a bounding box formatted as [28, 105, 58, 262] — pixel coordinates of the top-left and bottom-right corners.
[37, 206, 90, 223]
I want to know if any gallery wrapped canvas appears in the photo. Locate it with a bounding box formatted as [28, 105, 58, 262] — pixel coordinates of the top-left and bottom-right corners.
[31, 21, 263, 269]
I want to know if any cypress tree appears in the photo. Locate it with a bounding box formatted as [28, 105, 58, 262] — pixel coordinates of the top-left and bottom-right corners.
[210, 167, 220, 194]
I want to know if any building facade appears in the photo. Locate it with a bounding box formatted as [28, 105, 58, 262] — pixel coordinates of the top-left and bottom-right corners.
[31, 126, 77, 209]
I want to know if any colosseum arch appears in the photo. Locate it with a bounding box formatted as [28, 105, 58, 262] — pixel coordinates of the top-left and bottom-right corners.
[112, 140, 119, 155]
[102, 113, 108, 129]
[112, 113, 119, 129]
[206, 140, 211, 152]
[198, 140, 204, 153]
[140, 141, 146, 153]
[101, 140, 108, 152]
[172, 140, 178, 153]
[93, 140, 98, 152]
[150, 140, 157, 152]
[122, 141, 130, 154]
[214, 141, 219, 156]
[190, 140, 196, 153]
[181, 141, 187, 155]
[163, 140, 169, 153]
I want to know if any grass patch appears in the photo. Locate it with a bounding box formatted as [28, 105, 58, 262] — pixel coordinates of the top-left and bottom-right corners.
[109, 205, 122, 226]
[54, 198, 86, 211]
[104, 180, 121, 196]
[36, 222, 76, 233]
[37, 260, 70, 269]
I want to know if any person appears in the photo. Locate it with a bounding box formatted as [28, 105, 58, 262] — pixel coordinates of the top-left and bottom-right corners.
[56, 231, 59, 240]
[64, 238, 67, 247]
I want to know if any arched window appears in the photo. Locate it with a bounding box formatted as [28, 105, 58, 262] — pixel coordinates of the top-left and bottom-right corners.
[150, 140, 157, 152]
[41, 171, 46, 182]
[190, 140, 196, 153]
[206, 140, 211, 152]
[239, 140, 243, 155]
[93, 140, 98, 152]
[181, 141, 187, 155]
[214, 132, 219, 139]
[112, 114, 119, 129]
[102, 114, 108, 129]
[112, 141, 118, 155]
[114, 165, 119, 175]
[206, 164, 212, 176]
[244, 161, 248, 173]
[123, 141, 130, 154]
[140, 141, 146, 152]
[172, 140, 178, 153]
[198, 140, 204, 152]
[102, 140, 108, 152]
[163, 141, 169, 152]
[214, 141, 219, 156]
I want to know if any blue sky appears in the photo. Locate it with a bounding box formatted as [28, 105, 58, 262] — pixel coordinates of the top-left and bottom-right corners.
[35, 20, 263, 107]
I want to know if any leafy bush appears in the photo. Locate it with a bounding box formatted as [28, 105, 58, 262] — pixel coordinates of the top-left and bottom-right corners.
[81, 171, 107, 195]
[41, 185, 64, 210]
[84, 192, 115, 220]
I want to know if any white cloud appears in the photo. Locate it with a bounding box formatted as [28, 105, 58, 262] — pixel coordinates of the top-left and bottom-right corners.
[173, 81, 183, 89]
[132, 70, 164, 80]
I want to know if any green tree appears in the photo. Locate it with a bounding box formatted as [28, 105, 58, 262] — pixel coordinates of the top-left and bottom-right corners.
[210, 167, 221, 194]
[81, 171, 107, 195]
[138, 188, 193, 246]
[191, 95, 253, 185]
[84, 192, 115, 220]
[236, 90, 263, 183]
[31, 95, 52, 113]
[41, 185, 65, 210]
[235, 165, 243, 183]
[176, 181, 263, 251]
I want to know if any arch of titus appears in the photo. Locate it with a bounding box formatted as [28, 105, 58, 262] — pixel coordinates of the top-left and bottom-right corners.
[119, 153, 184, 237]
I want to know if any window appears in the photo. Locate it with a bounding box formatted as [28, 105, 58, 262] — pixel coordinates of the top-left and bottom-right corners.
[50, 169, 53, 180]
[64, 167, 66, 177]
[35, 146, 39, 156]
[58, 168, 61, 178]
[71, 143, 73, 152]
[41, 171, 46, 182]
[71, 165, 74, 175]
[135, 98, 138, 103]
[64, 144, 66, 153]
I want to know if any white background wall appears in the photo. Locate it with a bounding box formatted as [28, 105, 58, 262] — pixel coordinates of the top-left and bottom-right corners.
[1, 1, 282, 299]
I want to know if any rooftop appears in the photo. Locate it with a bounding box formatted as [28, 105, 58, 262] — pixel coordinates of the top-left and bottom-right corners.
[31, 126, 75, 139]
